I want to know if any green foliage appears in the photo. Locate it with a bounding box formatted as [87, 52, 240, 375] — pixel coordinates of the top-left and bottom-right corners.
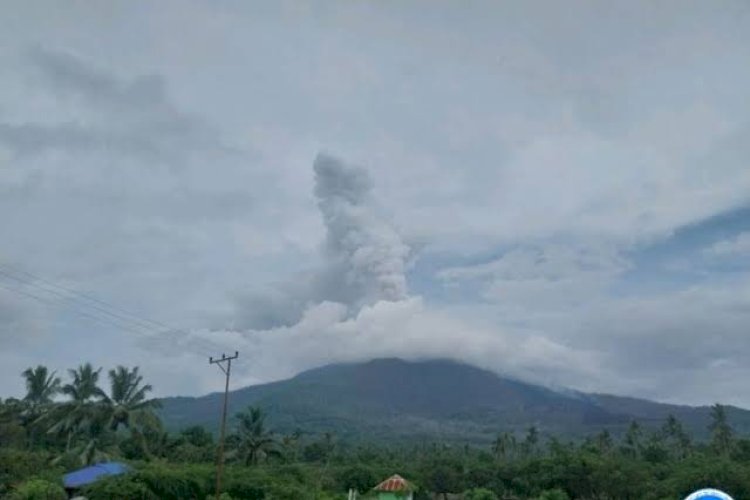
[180, 425, 214, 447]
[233, 406, 279, 466]
[223, 469, 266, 500]
[335, 464, 376, 492]
[0, 449, 61, 497]
[266, 481, 308, 499]
[710, 403, 734, 456]
[7, 361, 750, 500]
[134, 463, 211, 499]
[464, 487, 499, 500]
[420, 457, 463, 494]
[80, 474, 158, 500]
[7, 479, 66, 500]
[536, 488, 569, 500]
[22, 366, 61, 407]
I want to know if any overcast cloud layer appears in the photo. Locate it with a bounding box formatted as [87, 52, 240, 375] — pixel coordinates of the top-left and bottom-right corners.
[1, 1, 750, 407]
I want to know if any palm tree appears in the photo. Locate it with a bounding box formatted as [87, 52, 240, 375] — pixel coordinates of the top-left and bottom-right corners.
[623, 420, 642, 458]
[234, 406, 278, 465]
[660, 414, 691, 459]
[49, 364, 106, 452]
[62, 363, 105, 402]
[21, 365, 60, 448]
[93, 366, 161, 460]
[101, 365, 160, 432]
[709, 403, 733, 456]
[22, 365, 61, 409]
[280, 429, 302, 463]
[492, 432, 516, 460]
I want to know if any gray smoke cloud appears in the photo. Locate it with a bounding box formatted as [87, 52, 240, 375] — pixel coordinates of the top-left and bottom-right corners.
[232, 153, 409, 329]
[313, 153, 409, 304]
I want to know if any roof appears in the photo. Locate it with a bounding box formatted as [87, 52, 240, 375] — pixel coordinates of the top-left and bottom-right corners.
[373, 474, 414, 492]
[63, 462, 130, 489]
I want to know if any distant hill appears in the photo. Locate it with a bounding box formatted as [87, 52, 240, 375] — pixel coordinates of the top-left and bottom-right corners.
[159, 358, 750, 443]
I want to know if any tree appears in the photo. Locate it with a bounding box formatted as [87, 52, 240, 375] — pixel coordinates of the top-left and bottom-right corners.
[178, 425, 213, 448]
[521, 426, 539, 456]
[62, 363, 105, 403]
[49, 364, 105, 452]
[335, 464, 376, 493]
[102, 366, 160, 433]
[0, 398, 27, 448]
[660, 414, 691, 459]
[421, 457, 463, 499]
[537, 489, 570, 500]
[233, 406, 278, 465]
[8, 478, 66, 500]
[280, 429, 302, 463]
[21, 366, 60, 409]
[100, 366, 160, 460]
[492, 432, 516, 460]
[709, 403, 733, 456]
[622, 420, 642, 458]
[21, 366, 60, 448]
[464, 487, 499, 500]
[594, 430, 613, 455]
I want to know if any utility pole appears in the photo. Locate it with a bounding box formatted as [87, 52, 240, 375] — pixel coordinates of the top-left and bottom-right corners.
[209, 351, 238, 499]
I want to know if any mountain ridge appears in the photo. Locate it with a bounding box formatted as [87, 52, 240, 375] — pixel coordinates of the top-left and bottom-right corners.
[159, 358, 750, 443]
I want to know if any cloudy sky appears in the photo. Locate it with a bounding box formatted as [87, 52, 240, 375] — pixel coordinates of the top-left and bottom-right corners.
[1, 1, 749, 407]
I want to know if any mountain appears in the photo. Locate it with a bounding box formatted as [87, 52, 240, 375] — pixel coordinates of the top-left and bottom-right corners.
[159, 358, 750, 443]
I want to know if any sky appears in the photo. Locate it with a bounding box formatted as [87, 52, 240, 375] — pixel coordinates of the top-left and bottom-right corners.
[1, 1, 749, 407]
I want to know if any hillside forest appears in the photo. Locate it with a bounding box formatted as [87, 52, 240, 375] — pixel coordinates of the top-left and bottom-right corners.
[2, 363, 750, 499]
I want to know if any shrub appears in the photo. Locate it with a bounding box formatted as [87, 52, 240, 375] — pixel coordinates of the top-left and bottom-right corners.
[80, 474, 158, 500]
[537, 489, 570, 500]
[267, 482, 308, 499]
[8, 479, 66, 500]
[335, 464, 376, 492]
[134, 463, 211, 499]
[464, 487, 499, 500]
[0, 450, 60, 497]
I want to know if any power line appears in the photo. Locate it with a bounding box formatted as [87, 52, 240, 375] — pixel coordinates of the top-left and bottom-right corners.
[0, 264, 221, 344]
[0, 263, 231, 355]
[0, 280, 211, 356]
[0, 262, 233, 358]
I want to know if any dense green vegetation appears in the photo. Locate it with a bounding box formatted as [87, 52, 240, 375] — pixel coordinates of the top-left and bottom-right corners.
[159, 359, 750, 442]
[3, 363, 750, 499]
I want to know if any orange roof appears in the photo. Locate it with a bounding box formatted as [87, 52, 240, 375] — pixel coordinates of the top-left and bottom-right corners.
[373, 474, 414, 492]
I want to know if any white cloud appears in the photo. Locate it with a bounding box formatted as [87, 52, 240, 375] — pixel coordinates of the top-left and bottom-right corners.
[194, 297, 604, 392]
[438, 243, 629, 311]
[705, 232, 750, 257]
[1, 1, 750, 406]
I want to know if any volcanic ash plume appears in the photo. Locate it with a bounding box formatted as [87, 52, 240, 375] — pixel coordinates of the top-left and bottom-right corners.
[313, 153, 409, 307]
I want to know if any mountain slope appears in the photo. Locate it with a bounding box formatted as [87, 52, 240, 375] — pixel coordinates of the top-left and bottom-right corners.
[159, 358, 750, 443]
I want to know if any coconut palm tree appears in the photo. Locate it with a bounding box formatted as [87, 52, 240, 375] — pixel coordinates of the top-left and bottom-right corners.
[62, 363, 105, 402]
[234, 406, 278, 465]
[101, 365, 160, 433]
[22, 365, 61, 409]
[48, 363, 106, 452]
[21, 365, 61, 448]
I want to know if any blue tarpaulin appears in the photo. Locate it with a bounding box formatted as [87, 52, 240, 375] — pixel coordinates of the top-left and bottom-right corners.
[63, 462, 129, 489]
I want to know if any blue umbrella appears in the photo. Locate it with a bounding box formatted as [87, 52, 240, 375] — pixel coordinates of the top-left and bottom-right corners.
[63, 462, 130, 489]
